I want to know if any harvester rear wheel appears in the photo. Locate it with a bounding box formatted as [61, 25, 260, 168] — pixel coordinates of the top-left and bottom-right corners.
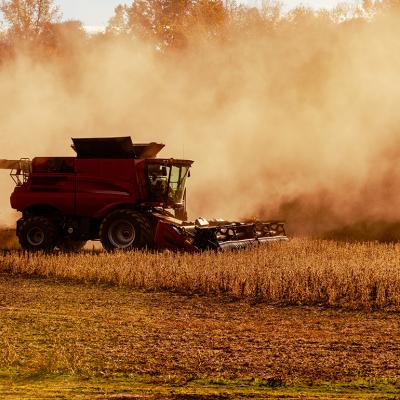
[17, 216, 58, 252]
[99, 210, 153, 252]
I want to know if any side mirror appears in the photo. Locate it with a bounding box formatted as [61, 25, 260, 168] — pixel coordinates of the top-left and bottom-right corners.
[188, 170, 191, 178]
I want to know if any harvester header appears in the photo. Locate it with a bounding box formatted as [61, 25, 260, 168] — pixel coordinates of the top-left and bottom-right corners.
[1, 137, 287, 252]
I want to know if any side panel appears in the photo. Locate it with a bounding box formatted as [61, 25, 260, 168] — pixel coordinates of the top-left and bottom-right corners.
[75, 159, 143, 218]
[154, 220, 195, 251]
[10, 157, 76, 215]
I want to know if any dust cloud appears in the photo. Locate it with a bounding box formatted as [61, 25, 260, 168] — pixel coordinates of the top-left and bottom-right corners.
[0, 5, 399, 240]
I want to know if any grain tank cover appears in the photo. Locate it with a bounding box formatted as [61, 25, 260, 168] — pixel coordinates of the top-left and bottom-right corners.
[72, 137, 165, 159]
[72, 137, 135, 158]
[133, 142, 165, 158]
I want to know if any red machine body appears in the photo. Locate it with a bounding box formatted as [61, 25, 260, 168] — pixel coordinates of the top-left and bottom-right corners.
[9, 137, 196, 251]
[12, 157, 149, 219]
[5, 137, 287, 252]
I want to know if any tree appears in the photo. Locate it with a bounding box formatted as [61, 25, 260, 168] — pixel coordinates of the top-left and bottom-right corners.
[42, 20, 86, 54]
[107, 5, 130, 36]
[128, 0, 192, 46]
[0, 0, 61, 41]
[106, 0, 227, 49]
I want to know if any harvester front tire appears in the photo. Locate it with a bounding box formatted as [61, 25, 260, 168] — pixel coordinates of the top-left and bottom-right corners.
[17, 216, 58, 252]
[58, 240, 87, 252]
[99, 210, 153, 252]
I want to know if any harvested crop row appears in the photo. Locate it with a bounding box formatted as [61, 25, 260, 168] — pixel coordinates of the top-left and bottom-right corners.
[1, 239, 399, 310]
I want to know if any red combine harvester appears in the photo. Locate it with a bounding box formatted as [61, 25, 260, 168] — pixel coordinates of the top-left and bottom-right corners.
[0, 137, 287, 252]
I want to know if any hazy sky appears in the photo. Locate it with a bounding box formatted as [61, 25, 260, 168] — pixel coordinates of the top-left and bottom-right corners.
[55, 1, 360, 28]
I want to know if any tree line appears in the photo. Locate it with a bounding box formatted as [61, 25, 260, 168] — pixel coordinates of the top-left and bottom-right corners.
[0, 0, 399, 57]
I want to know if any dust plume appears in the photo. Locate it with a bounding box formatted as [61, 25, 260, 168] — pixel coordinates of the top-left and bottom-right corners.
[0, 3, 399, 240]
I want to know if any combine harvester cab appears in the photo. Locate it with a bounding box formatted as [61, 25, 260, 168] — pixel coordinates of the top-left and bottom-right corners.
[1, 137, 287, 252]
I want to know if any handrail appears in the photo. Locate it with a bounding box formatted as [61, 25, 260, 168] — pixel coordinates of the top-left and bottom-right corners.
[0, 158, 32, 186]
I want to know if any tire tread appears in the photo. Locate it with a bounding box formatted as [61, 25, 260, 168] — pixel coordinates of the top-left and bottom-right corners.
[99, 209, 154, 251]
[17, 216, 58, 252]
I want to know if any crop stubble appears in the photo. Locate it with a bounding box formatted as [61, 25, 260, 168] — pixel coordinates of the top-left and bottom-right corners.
[0, 239, 399, 310]
[1, 238, 400, 395]
[1, 272, 400, 383]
